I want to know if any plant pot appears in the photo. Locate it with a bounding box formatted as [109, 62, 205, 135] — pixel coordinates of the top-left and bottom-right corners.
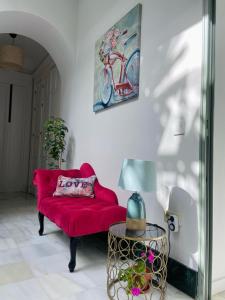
[119, 261, 152, 295]
[132, 267, 151, 293]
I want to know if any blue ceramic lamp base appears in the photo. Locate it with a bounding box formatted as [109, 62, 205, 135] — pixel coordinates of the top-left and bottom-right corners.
[126, 192, 146, 231]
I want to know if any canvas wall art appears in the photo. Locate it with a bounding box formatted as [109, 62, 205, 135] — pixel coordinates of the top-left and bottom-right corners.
[93, 4, 142, 112]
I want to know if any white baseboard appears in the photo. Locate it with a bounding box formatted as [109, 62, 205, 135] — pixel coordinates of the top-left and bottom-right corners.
[212, 277, 225, 295]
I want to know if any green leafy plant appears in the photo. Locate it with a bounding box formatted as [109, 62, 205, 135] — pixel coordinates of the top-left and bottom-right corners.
[43, 117, 68, 169]
[118, 259, 151, 296]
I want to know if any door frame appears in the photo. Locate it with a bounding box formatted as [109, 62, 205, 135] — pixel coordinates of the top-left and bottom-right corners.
[198, 0, 215, 299]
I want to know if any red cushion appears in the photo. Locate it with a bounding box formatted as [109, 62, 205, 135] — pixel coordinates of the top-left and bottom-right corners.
[39, 196, 126, 237]
[53, 175, 96, 198]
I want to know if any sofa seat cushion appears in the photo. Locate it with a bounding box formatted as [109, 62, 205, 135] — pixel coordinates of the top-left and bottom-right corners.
[38, 197, 126, 237]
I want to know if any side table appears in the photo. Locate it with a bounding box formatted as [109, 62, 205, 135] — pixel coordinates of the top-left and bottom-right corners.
[107, 222, 168, 300]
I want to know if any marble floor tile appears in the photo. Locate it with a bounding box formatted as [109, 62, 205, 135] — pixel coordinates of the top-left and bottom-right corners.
[62, 271, 96, 290]
[0, 278, 50, 300]
[213, 291, 225, 300]
[68, 287, 191, 300]
[0, 248, 23, 266]
[29, 252, 70, 275]
[19, 242, 66, 263]
[82, 264, 107, 287]
[0, 224, 11, 239]
[69, 286, 108, 300]
[38, 274, 84, 299]
[0, 237, 17, 250]
[0, 261, 33, 285]
[0, 192, 193, 300]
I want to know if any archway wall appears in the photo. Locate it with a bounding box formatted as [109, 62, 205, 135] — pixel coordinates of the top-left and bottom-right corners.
[0, 1, 78, 97]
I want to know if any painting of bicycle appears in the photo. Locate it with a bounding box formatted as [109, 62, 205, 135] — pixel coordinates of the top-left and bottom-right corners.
[93, 4, 142, 112]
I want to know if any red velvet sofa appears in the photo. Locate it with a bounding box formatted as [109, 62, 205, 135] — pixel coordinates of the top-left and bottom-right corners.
[33, 163, 126, 272]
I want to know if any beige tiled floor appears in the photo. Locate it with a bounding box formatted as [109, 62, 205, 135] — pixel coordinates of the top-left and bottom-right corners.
[213, 291, 225, 300]
[0, 192, 193, 300]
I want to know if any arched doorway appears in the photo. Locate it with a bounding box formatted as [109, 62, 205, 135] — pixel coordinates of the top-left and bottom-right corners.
[0, 11, 72, 193]
[0, 10, 72, 79]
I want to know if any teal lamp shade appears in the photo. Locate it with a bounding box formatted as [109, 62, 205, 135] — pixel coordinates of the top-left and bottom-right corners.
[118, 159, 156, 232]
[118, 159, 156, 192]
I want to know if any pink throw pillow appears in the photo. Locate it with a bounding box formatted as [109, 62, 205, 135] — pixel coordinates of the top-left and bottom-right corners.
[53, 175, 96, 198]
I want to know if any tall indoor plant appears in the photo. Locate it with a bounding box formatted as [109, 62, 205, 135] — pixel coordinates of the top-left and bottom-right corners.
[43, 117, 68, 169]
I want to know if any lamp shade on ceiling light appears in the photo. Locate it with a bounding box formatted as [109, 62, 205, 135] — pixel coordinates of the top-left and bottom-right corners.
[0, 44, 24, 71]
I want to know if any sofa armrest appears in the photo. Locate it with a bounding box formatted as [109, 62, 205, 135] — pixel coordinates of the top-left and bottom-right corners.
[94, 181, 118, 205]
[80, 163, 118, 205]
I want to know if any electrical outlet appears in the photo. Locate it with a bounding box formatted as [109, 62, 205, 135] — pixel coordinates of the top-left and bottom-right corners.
[166, 212, 179, 232]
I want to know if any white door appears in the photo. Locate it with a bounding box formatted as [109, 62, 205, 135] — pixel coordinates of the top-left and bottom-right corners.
[28, 65, 60, 191]
[28, 63, 60, 193]
[0, 83, 32, 192]
[0, 82, 10, 189]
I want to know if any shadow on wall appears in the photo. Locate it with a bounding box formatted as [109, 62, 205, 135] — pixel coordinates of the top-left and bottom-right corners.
[145, 21, 201, 269]
[65, 0, 202, 273]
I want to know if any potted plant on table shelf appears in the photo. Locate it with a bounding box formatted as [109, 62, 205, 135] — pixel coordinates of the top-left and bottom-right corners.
[118, 250, 154, 296]
[43, 117, 68, 169]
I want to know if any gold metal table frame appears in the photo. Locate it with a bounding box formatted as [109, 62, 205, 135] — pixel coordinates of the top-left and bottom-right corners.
[107, 222, 169, 300]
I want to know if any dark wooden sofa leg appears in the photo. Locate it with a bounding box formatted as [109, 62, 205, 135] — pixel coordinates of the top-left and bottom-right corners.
[68, 237, 79, 272]
[38, 212, 44, 236]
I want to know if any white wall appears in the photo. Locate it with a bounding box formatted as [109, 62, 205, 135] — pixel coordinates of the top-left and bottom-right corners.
[0, 0, 78, 83]
[64, 0, 202, 271]
[0, 0, 202, 271]
[212, 0, 225, 295]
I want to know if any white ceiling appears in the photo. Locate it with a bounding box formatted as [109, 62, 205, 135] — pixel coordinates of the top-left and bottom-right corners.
[0, 33, 48, 74]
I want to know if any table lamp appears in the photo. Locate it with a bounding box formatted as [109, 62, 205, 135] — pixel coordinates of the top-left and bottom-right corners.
[118, 159, 156, 233]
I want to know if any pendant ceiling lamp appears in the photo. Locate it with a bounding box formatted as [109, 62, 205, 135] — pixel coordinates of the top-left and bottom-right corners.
[0, 33, 24, 71]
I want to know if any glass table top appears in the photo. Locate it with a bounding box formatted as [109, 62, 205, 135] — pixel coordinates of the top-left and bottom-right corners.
[109, 221, 166, 241]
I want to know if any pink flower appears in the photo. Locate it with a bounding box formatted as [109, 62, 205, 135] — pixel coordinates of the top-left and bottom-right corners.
[141, 252, 146, 257]
[148, 251, 154, 264]
[131, 287, 141, 296]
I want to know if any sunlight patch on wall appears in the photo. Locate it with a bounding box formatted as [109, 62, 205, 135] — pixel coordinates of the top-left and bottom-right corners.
[155, 21, 202, 157]
[177, 174, 199, 201]
[153, 21, 202, 98]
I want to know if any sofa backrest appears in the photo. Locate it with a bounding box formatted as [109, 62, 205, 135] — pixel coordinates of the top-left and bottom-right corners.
[33, 163, 119, 207]
[33, 169, 82, 204]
